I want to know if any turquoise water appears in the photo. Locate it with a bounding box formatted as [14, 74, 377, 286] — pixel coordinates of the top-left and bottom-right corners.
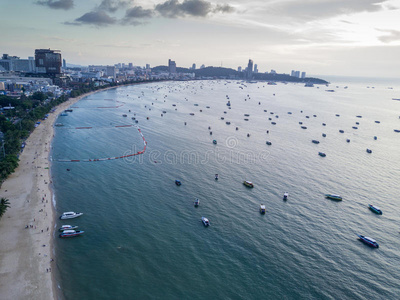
[52, 80, 400, 299]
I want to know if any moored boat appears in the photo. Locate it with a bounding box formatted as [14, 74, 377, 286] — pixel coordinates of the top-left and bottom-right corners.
[357, 235, 379, 248]
[215, 174, 219, 180]
[260, 204, 266, 214]
[175, 180, 182, 186]
[368, 204, 382, 215]
[325, 194, 342, 201]
[366, 149, 372, 153]
[202, 217, 210, 226]
[194, 198, 200, 207]
[283, 192, 289, 200]
[243, 181, 254, 188]
[213, 140, 217, 144]
[60, 212, 83, 220]
[59, 225, 78, 231]
[312, 140, 320, 144]
[266, 141, 272, 145]
[318, 152, 326, 157]
[59, 230, 84, 238]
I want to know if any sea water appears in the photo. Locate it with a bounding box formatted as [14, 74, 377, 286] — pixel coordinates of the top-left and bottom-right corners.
[52, 79, 400, 299]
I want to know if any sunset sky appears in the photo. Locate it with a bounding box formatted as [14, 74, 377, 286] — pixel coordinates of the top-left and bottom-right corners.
[1, 0, 400, 77]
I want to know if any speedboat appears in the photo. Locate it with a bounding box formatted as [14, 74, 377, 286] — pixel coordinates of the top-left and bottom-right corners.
[194, 198, 200, 207]
[260, 204, 266, 214]
[339, 130, 344, 133]
[266, 141, 272, 145]
[59, 230, 84, 238]
[283, 192, 289, 200]
[60, 212, 83, 220]
[312, 140, 320, 144]
[59, 225, 78, 231]
[243, 181, 254, 188]
[213, 140, 217, 144]
[366, 149, 372, 153]
[318, 152, 326, 157]
[322, 133, 326, 137]
[368, 204, 382, 215]
[215, 174, 219, 180]
[202, 217, 210, 226]
[55, 123, 64, 127]
[175, 180, 182, 186]
[357, 235, 379, 248]
[325, 194, 342, 201]
[346, 139, 350, 143]
[301, 126, 307, 129]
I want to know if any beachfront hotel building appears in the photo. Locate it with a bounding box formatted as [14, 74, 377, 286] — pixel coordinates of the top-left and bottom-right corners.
[35, 49, 62, 75]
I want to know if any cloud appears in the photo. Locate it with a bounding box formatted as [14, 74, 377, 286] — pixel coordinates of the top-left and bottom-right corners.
[377, 29, 400, 43]
[272, 0, 387, 22]
[121, 6, 154, 25]
[73, 11, 117, 26]
[98, 0, 129, 13]
[35, 0, 74, 10]
[155, 0, 234, 18]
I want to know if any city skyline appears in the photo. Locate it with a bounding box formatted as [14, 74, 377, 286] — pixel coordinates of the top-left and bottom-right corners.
[1, 0, 400, 77]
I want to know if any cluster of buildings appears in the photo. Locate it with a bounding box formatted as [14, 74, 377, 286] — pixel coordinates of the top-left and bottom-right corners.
[0, 49, 184, 99]
[238, 59, 305, 80]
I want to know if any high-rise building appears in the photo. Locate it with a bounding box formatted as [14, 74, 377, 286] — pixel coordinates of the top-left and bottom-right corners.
[294, 71, 300, 78]
[168, 59, 176, 73]
[128, 63, 133, 69]
[247, 59, 253, 79]
[62, 59, 66, 68]
[291, 70, 295, 77]
[146, 64, 150, 70]
[301, 71, 306, 79]
[254, 64, 259, 73]
[238, 66, 242, 72]
[35, 49, 62, 74]
[0, 54, 36, 73]
[200, 64, 205, 69]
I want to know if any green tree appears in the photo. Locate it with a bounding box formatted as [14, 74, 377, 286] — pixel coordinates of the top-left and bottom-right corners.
[0, 197, 10, 218]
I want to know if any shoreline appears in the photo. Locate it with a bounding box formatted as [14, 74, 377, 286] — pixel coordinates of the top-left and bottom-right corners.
[0, 88, 110, 300]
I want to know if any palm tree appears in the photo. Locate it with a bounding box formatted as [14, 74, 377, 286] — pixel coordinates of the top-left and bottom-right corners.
[0, 197, 10, 219]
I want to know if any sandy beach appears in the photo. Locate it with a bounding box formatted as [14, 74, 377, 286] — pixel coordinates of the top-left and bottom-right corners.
[0, 91, 98, 300]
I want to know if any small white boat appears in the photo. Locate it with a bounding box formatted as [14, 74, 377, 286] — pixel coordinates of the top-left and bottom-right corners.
[59, 225, 78, 231]
[260, 204, 266, 214]
[59, 230, 84, 238]
[60, 212, 83, 220]
[202, 217, 210, 226]
[283, 192, 289, 200]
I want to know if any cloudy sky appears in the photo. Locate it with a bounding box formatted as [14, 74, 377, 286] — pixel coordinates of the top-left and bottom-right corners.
[1, 0, 400, 77]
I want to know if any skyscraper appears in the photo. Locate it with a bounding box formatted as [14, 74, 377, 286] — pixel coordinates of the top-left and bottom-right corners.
[168, 59, 176, 73]
[35, 49, 62, 74]
[192, 63, 196, 70]
[247, 59, 253, 79]
[301, 72, 306, 79]
[254, 64, 258, 73]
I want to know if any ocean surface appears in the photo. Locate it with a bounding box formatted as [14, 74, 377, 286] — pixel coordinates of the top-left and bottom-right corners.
[51, 79, 400, 300]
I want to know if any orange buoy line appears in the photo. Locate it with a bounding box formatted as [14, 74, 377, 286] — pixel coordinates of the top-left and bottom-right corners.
[54, 125, 147, 162]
